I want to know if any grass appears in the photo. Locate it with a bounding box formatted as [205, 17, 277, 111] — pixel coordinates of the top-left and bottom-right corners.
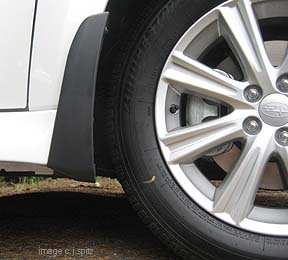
[0, 176, 45, 184]
[0, 176, 124, 198]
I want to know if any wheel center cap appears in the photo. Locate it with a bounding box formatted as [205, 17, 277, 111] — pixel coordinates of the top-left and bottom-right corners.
[259, 93, 288, 126]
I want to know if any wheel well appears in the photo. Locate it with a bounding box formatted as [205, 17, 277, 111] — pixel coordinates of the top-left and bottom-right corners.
[95, 0, 168, 178]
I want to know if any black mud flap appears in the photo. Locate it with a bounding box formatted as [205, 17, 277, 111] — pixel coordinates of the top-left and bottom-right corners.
[48, 13, 108, 182]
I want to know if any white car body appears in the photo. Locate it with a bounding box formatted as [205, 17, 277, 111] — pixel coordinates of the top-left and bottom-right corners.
[0, 0, 108, 173]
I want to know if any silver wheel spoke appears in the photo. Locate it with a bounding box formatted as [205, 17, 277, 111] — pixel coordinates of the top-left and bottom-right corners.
[280, 53, 288, 76]
[277, 147, 288, 188]
[160, 112, 244, 164]
[163, 51, 250, 109]
[277, 147, 288, 175]
[213, 133, 274, 224]
[219, 0, 274, 89]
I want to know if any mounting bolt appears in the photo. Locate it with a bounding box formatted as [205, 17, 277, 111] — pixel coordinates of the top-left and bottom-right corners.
[169, 104, 179, 114]
[276, 128, 288, 146]
[243, 117, 262, 135]
[244, 85, 262, 102]
[277, 74, 288, 93]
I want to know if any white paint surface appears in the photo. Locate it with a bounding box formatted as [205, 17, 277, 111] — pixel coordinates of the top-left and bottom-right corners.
[29, 0, 108, 111]
[0, 0, 35, 109]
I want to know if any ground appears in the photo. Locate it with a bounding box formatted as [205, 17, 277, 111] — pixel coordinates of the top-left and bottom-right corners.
[0, 177, 178, 260]
[0, 177, 287, 260]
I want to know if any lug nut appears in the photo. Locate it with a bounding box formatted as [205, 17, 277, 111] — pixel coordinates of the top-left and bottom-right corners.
[243, 117, 262, 135]
[244, 85, 262, 102]
[276, 128, 288, 146]
[277, 74, 288, 93]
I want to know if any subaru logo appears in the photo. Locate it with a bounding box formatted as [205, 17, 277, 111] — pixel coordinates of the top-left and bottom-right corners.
[261, 102, 288, 118]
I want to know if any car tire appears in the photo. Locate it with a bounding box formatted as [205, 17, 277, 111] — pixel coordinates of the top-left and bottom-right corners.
[106, 0, 288, 259]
